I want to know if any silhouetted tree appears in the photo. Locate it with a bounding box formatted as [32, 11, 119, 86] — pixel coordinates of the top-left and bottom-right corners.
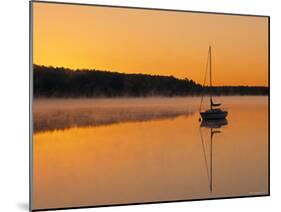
[33, 65, 268, 98]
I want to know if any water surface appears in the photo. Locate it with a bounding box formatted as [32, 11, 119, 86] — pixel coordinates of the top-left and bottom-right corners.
[33, 96, 268, 210]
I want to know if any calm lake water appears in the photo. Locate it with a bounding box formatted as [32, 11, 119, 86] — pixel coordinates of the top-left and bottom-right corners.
[32, 96, 268, 210]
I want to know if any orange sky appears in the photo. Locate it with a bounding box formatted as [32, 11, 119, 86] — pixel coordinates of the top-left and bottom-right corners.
[32, 2, 269, 86]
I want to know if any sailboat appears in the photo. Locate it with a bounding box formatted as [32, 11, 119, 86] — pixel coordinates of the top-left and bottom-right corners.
[200, 46, 228, 120]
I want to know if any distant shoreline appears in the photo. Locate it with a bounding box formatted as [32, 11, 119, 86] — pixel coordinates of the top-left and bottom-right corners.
[33, 94, 269, 100]
[33, 65, 269, 98]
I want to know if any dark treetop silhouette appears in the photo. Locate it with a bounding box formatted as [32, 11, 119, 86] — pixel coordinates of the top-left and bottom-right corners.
[33, 65, 268, 98]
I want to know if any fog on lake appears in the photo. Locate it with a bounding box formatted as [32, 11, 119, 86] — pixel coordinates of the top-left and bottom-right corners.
[32, 96, 268, 210]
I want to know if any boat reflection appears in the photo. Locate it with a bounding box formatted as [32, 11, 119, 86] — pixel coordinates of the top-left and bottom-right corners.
[199, 119, 228, 192]
[200, 119, 228, 129]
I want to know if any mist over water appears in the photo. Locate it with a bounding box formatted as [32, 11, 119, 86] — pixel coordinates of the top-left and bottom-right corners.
[33, 97, 199, 132]
[32, 96, 268, 210]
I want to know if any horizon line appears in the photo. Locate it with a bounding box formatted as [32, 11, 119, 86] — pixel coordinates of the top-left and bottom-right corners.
[33, 63, 269, 88]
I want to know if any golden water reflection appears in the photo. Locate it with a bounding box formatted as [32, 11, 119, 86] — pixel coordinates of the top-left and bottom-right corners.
[33, 97, 268, 210]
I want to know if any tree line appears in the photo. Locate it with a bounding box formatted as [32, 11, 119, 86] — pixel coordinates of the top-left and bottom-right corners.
[33, 65, 268, 98]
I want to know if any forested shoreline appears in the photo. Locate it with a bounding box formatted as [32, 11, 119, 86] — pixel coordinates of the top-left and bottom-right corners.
[33, 65, 268, 98]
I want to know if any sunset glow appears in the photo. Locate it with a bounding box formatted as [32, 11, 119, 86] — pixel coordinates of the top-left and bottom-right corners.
[33, 2, 268, 86]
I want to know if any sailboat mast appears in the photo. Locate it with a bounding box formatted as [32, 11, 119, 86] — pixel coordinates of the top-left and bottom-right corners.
[209, 45, 212, 110]
[210, 128, 213, 192]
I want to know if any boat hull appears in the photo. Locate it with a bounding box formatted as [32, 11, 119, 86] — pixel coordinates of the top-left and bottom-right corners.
[200, 110, 228, 120]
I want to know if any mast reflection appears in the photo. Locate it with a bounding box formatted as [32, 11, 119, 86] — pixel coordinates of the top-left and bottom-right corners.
[199, 119, 228, 192]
